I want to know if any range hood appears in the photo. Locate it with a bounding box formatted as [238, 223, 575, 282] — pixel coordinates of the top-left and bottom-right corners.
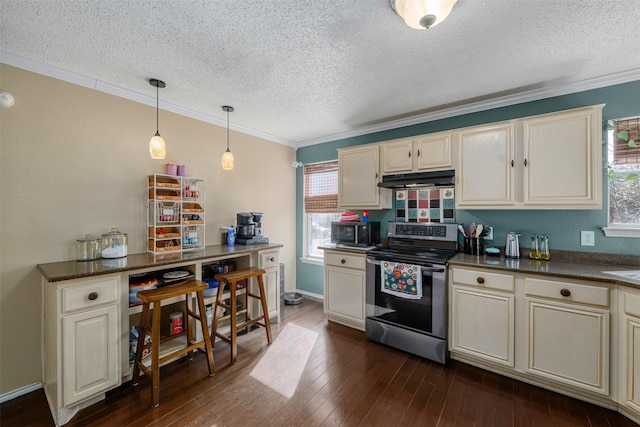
[378, 169, 455, 189]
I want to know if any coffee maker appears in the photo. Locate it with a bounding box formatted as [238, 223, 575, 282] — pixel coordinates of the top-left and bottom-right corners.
[235, 212, 269, 245]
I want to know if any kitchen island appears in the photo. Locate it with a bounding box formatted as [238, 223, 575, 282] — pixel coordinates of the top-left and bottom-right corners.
[447, 252, 640, 425]
[38, 243, 282, 426]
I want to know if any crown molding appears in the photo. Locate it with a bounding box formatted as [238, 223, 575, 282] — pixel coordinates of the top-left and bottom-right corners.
[295, 68, 640, 148]
[0, 50, 295, 147]
[3, 50, 638, 150]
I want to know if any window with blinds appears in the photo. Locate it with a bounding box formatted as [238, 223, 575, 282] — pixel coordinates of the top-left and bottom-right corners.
[613, 117, 640, 165]
[303, 161, 340, 258]
[304, 162, 338, 213]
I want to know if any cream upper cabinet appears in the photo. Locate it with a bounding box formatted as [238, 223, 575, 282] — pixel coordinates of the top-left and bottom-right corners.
[455, 104, 603, 209]
[618, 288, 640, 424]
[524, 277, 610, 396]
[338, 144, 391, 210]
[456, 122, 514, 207]
[521, 105, 602, 208]
[382, 132, 452, 174]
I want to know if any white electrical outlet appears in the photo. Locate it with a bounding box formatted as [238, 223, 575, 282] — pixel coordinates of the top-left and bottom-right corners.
[581, 231, 595, 246]
[483, 226, 494, 240]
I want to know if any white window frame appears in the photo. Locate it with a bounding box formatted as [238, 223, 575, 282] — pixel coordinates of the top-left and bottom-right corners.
[602, 123, 640, 238]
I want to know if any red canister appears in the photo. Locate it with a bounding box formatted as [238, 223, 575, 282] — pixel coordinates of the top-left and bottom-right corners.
[169, 312, 183, 335]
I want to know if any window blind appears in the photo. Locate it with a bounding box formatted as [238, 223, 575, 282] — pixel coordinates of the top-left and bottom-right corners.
[613, 117, 640, 165]
[304, 161, 338, 213]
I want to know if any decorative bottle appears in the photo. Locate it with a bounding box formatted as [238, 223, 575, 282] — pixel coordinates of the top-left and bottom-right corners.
[529, 235, 540, 259]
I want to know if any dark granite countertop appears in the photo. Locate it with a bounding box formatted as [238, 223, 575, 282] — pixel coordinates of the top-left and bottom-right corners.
[318, 244, 374, 254]
[448, 253, 640, 290]
[38, 243, 283, 282]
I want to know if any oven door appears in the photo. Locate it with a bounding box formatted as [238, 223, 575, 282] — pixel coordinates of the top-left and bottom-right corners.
[365, 256, 447, 339]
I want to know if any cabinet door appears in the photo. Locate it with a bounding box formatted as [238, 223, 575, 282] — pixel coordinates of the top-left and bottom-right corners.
[338, 145, 390, 209]
[619, 290, 640, 417]
[456, 123, 514, 207]
[525, 298, 609, 395]
[324, 266, 365, 330]
[450, 285, 515, 367]
[62, 304, 119, 406]
[414, 133, 452, 170]
[381, 139, 412, 174]
[264, 267, 280, 320]
[522, 106, 601, 208]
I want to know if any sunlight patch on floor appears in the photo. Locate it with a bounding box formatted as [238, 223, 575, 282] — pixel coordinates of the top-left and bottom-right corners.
[250, 322, 318, 398]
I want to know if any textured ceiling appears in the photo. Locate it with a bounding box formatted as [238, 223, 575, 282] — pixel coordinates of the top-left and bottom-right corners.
[2, 0, 640, 146]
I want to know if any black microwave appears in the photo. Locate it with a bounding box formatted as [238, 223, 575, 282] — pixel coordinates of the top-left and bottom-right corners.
[330, 222, 380, 247]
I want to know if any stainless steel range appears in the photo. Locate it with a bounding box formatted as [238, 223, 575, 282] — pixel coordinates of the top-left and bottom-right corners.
[365, 222, 458, 364]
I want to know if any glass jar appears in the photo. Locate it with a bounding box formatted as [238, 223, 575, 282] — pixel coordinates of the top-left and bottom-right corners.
[101, 228, 128, 258]
[529, 235, 540, 259]
[540, 235, 550, 260]
[76, 234, 101, 261]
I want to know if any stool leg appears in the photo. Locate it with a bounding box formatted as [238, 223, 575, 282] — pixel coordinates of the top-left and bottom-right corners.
[211, 282, 225, 347]
[185, 294, 194, 361]
[131, 301, 150, 387]
[150, 301, 161, 407]
[229, 281, 238, 364]
[196, 290, 216, 376]
[256, 274, 273, 344]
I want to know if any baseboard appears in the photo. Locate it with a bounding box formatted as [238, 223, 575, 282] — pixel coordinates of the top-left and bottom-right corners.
[293, 289, 323, 302]
[0, 382, 43, 404]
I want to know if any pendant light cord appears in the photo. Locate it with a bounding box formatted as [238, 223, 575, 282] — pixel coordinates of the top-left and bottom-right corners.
[156, 84, 159, 134]
[226, 109, 230, 150]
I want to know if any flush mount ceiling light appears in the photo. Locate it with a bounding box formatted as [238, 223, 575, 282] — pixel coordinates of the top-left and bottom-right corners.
[389, 0, 458, 29]
[148, 78, 167, 159]
[221, 105, 235, 170]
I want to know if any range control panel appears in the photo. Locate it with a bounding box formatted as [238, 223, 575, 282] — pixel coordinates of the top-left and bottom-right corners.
[388, 222, 458, 242]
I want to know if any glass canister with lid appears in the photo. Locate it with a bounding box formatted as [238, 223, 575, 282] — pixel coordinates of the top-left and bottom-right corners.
[101, 228, 128, 258]
[76, 234, 101, 261]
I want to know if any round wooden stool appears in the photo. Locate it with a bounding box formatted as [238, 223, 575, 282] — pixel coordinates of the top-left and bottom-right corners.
[131, 279, 215, 407]
[212, 267, 273, 363]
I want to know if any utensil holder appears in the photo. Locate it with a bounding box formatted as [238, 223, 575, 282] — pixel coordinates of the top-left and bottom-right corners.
[464, 237, 482, 255]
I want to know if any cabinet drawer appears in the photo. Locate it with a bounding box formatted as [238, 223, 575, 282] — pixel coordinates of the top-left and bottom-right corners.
[451, 268, 514, 292]
[525, 277, 609, 307]
[325, 251, 365, 270]
[624, 291, 640, 318]
[62, 277, 119, 314]
[259, 250, 280, 269]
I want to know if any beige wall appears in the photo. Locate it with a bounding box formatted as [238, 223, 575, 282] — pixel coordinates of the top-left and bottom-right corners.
[0, 64, 297, 395]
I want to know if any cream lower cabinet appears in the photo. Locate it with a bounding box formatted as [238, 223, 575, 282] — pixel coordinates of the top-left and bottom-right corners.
[256, 249, 281, 322]
[44, 275, 121, 426]
[450, 268, 515, 367]
[449, 266, 612, 402]
[338, 144, 391, 210]
[323, 250, 366, 331]
[524, 277, 610, 396]
[618, 288, 640, 424]
[455, 104, 603, 209]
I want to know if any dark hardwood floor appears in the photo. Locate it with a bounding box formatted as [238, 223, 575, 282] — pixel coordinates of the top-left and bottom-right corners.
[2, 298, 637, 426]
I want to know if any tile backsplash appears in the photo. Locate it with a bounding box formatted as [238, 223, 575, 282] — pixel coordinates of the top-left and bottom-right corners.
[395, 187, 455, 223]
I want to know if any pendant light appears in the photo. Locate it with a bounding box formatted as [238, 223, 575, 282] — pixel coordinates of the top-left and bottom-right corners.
[148, 78, 167, 159]
[221, 105, 235, 170]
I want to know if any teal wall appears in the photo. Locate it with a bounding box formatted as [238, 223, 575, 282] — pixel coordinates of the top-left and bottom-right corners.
[295, 81, 640, 296]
